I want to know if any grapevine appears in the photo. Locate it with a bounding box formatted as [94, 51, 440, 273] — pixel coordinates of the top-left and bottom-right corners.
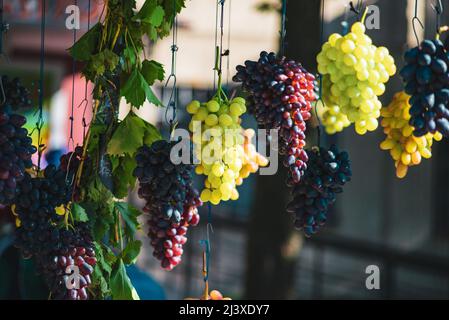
[380, 91, 442, 178]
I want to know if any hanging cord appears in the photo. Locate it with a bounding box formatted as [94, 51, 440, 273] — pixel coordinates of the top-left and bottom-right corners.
[200, 203, 213, 298]
[36, 0, 47, 172]
[315, 0, 326, 148]
[279, 0, 287, 56]
[412, 0, 424, 47]
[78, 0, 91, 141]
[68, 0, 78, 151]
[349, 0, 363, 20]
[164, 0, 178, 137]
[225, 0, 232, 88]
[212, 0, 228, 102]
[433, 0, 443, 37]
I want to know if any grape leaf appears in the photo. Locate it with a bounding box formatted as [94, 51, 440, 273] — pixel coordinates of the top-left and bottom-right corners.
[85, 49, 119, 81]
[134, 0, 164, 27]
[122, 47, 136, 72]
[110, 259, 140, 300]
[114, 202, 141, 239]
[107, 113, 146, 156]
[71, 203, 89, 222]
[68, 24, 101, 61]
[111, 155, 137, 199]
[120, 69, 147, 108]
[141, 60, 165, 85]
[122, 240, 142, 265]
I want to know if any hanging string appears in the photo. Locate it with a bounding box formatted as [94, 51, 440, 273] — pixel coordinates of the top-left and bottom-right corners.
[349, 0, 363, 20]
[164, 0, 178, 137]
[212, 0, 227, 99]
[36, 0, 47, 171]
[279, 0, 287, 56]
[315, 0, 326, 148]
[225, 0, 232, 88]
[433, 0, 443, 36]
[69, 0, 78, 151]
[78, 0, 92, 141]
[213, 1, 219, 91]
[0, 0, 6, 105]
[412, 0, 424, 47]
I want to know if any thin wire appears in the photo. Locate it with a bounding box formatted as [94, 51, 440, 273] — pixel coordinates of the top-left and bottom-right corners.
[315, 0, 325, 148]
[433, 0, 443, 35]
[69, 0, 78, 151]
[164, 0, 178, 136]
[412, 0, 424, 47]
[279, 0, 287, 56]
[37, 0, 46, 171]
[213, 1, 219, 91]
[79, 0, 92, 141]
[225, 0, 232, 87]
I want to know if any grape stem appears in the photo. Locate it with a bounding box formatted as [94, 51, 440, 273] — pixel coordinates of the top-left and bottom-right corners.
[213, 45, 228, 103]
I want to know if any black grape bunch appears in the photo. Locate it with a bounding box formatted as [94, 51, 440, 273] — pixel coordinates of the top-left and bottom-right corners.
[287, 145, 352, 237]
[133, 140, 201, 270]
[0, 77, 36, 205]
[1, 75, 33, 111]
[400, 39, 449, 137]
[233, 51, 316, 185]
[59, 145, 89, 202]
[13, 164, 96, 300]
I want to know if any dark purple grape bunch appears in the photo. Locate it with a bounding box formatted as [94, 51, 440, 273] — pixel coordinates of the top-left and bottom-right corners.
[133, 140, 196, 223]
[133, 139, 202, 270]
[1, 75, 33, 111]
[59, 146, 89, 201]
[146, 185, 200, 270]
[400, 39, 449, 136]
[0, 108, 36, 204]
[13, 165, 96, 299]
[233, 51, 316, 185]
[287, 145, 351, 237]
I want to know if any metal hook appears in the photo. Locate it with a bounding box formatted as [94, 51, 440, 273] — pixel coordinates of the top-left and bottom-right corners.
[412, 17, 424, 46]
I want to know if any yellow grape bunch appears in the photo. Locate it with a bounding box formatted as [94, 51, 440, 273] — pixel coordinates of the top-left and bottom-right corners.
[316, 21, 396, 135]
[186, 97, 265, 205]
[380, 91, 442, 178]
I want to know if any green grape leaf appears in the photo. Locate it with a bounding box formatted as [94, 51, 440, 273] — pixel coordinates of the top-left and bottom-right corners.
[141, 60, 165, 85]
[122, 47, 137, 72]
[110, 259, 140, 300]
[111, 155, 137, 199]
[114, 202, 141, 239]
[122, 240, 142, 265]
[120, 69, 148, 108]
[144, 122, 162, 145]
[68, 24, 101, 61]
[134, 0, 164, 27]
[107, 113, 146, 156]
[71, 203, 89, 222]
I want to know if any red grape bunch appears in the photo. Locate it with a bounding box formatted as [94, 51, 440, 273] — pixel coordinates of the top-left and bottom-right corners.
[233, 51, 316, 185]
[13, 164, 96, 300]
[134, 140, 201, 270]
[287, 145, 352, 237]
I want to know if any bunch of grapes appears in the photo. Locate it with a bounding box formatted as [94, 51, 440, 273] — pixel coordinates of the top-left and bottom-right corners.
[380, 91, 442, 178]
[1, 75, 33, 111]
[145, 186, 200, 270]
[59, 145, 90, 201]
[0, 105, 36, 204]
[287, 145, 351, 237]
[317, 75, 351, 134]
[133, 140, 201, 270]
[400, 39, 449, 137]
[13, 165, 96, 300]
[233, 51, 315, 185]
[235, 129, 269, 186]
[134, 140, 197, 223]
[187, 97, 248, 205]
[317, 21, 396, 135]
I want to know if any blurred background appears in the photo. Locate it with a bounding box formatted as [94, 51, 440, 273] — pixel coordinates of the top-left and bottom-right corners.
[1, 0, 449, 299]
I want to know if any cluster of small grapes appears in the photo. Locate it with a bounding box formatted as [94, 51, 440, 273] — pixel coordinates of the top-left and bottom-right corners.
[13, 164, 96, 300]
[187, 97, 248, 204]
[133, 140, 201, 270]
[235, 129, 269, 186]
[146, 186, 200, 270]
[134, 140, 196, 223]
[59, 145, 89, 201]
[317, 75, 351, 134]
[287, 145, 351, 237]
[0, 105, 36, 204]
[1, 75, 33, 110]
[317, 22, 396, 135]
[400, 39, 449, 137]
[380, 91, 442, 178]
[233, 51, 315, 185]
